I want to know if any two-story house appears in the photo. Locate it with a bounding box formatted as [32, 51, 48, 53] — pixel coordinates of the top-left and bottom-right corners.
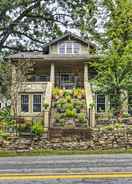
[7, 32, 132, 129]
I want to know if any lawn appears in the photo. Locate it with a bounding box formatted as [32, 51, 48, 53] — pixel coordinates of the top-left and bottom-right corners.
[0, 148, 132, 157]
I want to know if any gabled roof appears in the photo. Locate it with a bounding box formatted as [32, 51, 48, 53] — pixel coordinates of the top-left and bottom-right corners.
[43, 31, 96, 48]
[6, 32, 96, 60]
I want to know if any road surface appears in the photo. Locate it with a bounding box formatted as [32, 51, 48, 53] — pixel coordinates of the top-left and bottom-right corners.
[0, 154, 132, 183]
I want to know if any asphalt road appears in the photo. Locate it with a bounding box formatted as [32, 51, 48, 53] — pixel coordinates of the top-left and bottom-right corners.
[0, 154, 132, 183]
[0, 154, 132, 173]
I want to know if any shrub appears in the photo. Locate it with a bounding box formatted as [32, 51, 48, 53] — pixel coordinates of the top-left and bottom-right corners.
[43, 103, 49, 110]
[73, 88, 85, 99]
[0, 130, 8, 140]
[114, 122, 124, 129]
[65, 95, 72, 103]
[52, 87, 62, 97]
[54, 113, 61, 122]
[59, 118, 65, 126]
[65, 103, 73, 111]
[32, 121, 44, 136]
[65, 109, 76, 118]
[63, 90, 71, 97]
[18, 122, 31, 133]
[0, 107, 13, 126]
[123, 112, 129, 118]
[78, 113, 87, 124]
[101, 122, 124, 131]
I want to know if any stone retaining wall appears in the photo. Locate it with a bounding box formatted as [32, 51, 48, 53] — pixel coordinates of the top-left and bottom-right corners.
[0, 128, 132, 151]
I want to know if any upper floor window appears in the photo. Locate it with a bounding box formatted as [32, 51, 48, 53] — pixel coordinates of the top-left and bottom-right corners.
[59, 42, 80, 54]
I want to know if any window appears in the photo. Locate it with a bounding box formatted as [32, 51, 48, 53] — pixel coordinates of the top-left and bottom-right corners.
[110, 95, 116, 110]
[59, 42, 80, 54]
[59, 43, 65, 54]
[128, 92, 132, 115]
[66, 42, 72, 54]
[33, 95, 41, 112]
[21, 95, 29, 112]
[39, 75, 49, 82]
[74, 43, 80, 54]
[96, 95, 105, 113]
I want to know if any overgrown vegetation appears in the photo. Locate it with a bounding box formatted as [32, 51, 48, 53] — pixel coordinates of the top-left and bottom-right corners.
[91, 0, 132, 119]
[32, 121, 44, 136]
[52, 88, 88, 128]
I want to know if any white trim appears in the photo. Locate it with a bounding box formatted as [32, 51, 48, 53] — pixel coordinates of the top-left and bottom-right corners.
[58, 41, 81, 55]
[20, 94, 29, 113]
[96, 94, 106, 113]
[32, 94, 42, 113]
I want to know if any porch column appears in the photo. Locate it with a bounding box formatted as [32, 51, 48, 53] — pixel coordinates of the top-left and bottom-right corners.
[84, 62, 96, 128]
[11, 63, 17, 115]
[50, 63, 55, 86]
[84, 63, 88, 85]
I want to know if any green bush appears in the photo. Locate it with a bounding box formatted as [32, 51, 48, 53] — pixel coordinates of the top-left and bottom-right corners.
[32, 121, 44, 136]
[101, 122, 124, 131]
[78, 113, 87, 124]
[0, 107, 14, 126]
[65, 109, 76, 118]
[65, 95, 72, 103]
[52, 87, 63, 97]
[63, 91, 71, 97]
[54, 113, 61, 122]
[0, 130, 8, 140]
[65, 103, 73, 111]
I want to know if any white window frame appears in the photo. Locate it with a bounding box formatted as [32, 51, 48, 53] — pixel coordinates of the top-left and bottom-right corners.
[58, 41, 81, 54]
[32, 94, 42, 113]
[96, 94, 106, 113]
[21, 95, 29, 113]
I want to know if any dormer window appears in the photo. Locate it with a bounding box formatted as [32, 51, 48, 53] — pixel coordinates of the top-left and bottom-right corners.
[59, 42, 80, 54]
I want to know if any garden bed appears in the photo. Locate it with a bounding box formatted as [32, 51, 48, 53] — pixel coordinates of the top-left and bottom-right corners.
[51, 88, 88, 128]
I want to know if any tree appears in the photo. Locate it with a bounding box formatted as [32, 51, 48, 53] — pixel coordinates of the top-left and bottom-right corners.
[0, 57, 10, 98]
[0, 0, 95, 52]
[91, 0, 132, 118]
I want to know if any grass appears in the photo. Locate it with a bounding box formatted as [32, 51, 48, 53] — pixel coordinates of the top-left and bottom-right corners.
[0, 148, 132, 157]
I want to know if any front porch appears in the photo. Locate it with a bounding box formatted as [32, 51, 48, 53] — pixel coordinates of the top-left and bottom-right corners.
[11, 58, 95, 129]
[30, 61, 87, 89]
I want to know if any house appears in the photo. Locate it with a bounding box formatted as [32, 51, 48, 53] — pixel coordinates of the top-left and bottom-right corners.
[7, 32, 132, 129]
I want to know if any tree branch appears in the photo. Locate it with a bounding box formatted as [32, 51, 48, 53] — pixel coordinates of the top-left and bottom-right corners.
[3, 45, 42, 52]
[13, 31, 46, 45]
[0, 0, 42, 51]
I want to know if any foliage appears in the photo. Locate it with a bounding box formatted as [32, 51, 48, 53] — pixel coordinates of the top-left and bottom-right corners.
[73, 88, 85, 99]
[91, 0, 132, 118]
[77, 113, 87, 124]
[43, 103, 49, 110]
[52, 88, 88, 127]
[32, 121, 44, 136]
[65, 109, 76, 118]
[0, 57, 10, 97]
[53, 88, 64, 98]
[0, 0, 95, 52]
[0, 107, 14, 126]
[101, 122, 125, 131]
[18, 121, 31, 133]
[0, 130, 8, 140]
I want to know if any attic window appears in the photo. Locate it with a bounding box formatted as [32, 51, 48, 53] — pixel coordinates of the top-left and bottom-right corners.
[59, 42, 80, 54]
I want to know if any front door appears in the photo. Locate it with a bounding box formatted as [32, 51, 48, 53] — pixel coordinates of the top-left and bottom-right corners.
[59, 73, 75, 89]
